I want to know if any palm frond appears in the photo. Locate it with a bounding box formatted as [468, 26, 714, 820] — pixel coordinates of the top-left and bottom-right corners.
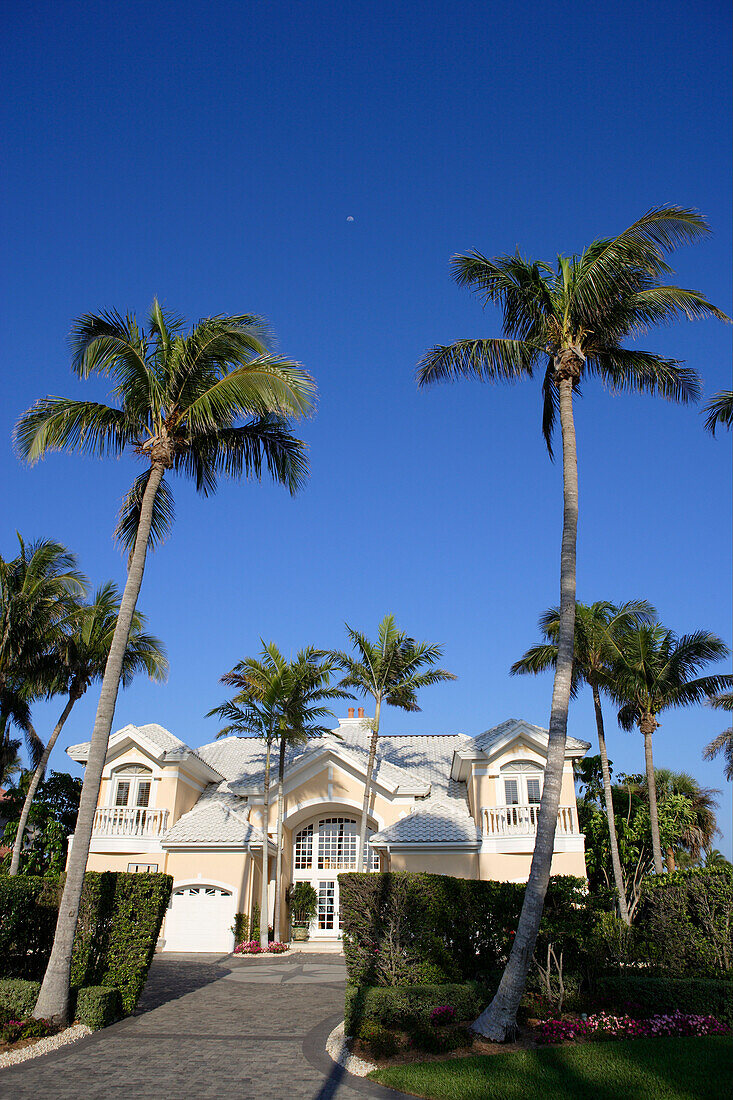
[417, 339, 540, 387]
[115, 471, 175, 559]
[183, 417, 309, 496]
[588, 349, 701, 403]
[14, 399, 135, 464]
[703, 390, 733, 435]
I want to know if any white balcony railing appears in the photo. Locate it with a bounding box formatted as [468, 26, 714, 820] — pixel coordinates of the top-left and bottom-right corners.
[482, 804, 578, 837]
[92, 806, 169, 838]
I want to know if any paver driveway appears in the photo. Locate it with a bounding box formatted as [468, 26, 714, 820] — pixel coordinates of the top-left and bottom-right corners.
[0, 953, 404, 1100]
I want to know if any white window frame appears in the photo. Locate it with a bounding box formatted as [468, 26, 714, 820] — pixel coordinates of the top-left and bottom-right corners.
[110, 764, 155, 810]
[292, 816, 379, 875]
[500, 761, 544, 806]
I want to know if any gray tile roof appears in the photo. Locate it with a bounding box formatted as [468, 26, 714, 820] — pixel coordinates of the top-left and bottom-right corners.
[467, 718, 590, 754]
[67, 722, 219, 774]
[371, 799, 480, 846]
[162, 785, 265, 847]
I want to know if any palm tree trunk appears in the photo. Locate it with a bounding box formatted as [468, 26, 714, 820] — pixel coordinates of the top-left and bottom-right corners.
[666, 846, 676, 873]
[591, 683, 630, 924]
[358, 696, 381, 872]
[642, 720, 664, 874]
[273, 735, 287, 941]
[260, 737, 272, 950]
[9, 694, 77, 876]
[33, 462, 165, 1023]
[474, 367, 579, 1041]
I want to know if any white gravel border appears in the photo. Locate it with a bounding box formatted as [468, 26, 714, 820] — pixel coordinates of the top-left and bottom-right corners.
[0, 1023, 92, 1069]
[325, 1020, 377, 1077]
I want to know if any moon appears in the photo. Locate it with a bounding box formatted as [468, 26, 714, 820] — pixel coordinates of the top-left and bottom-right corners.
[346, 215, 354, 222]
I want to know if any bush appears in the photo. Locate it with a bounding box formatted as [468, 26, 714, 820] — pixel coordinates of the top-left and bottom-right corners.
[408, 1023, 472, 1053]
[357, 1021, 399, 1058]
[634, 868, 732, 976]
[344, 983, 492, 1034]
[596, 974, 733, 1026]
[339, 871, 588, 987]
[74, 986, 121, 1029]
[0, 871, 172, 1017]
[0, 978, 42, 1018]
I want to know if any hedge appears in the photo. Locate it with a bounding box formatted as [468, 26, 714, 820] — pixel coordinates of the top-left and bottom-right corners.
[596, 974, 733, 1026]
[635, 868, 732, 976]
[0, 871, 172, 1016]
[344, 983, 494, 1034]
[339, 871, 590, 986]
[0, 979, 122, 1029]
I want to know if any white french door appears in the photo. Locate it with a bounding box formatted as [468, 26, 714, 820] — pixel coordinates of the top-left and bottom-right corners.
[292, 816, 379, 939]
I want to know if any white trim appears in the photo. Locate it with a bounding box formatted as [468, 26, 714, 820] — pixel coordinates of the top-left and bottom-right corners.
[378, 841, 480, 852]
[282, 797, 385, 830]
[87, 836, 166, 854]
[480, 834, 585, 854]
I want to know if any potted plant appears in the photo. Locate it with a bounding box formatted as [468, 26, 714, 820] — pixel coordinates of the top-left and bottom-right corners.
[289, 882, 317, 941]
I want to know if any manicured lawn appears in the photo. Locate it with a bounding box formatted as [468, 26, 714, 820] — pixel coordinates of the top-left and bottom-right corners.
[370, 1035, 733, 1100]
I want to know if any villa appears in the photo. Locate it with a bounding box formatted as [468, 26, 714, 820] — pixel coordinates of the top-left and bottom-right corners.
[66, 712, 589, 952]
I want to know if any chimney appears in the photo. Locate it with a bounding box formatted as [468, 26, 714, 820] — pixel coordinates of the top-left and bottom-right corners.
[358, 707, 365, 719]
[347, 707, 355, 719]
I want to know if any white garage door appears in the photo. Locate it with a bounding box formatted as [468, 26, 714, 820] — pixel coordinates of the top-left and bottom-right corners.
[162, 884, 236, 953]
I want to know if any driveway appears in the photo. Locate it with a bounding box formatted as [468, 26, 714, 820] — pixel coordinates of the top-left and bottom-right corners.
[0, 953, 405, 1100]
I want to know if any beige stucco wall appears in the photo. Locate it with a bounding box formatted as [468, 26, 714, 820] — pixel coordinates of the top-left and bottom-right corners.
[388, 850, 480, 878]
[478, 848, 586, 882]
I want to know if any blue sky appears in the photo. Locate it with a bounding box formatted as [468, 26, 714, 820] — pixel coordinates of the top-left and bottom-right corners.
[1, 1, 731, 853]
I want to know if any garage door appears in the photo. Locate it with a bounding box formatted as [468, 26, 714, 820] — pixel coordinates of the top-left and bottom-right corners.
[162, 884, 236, 952]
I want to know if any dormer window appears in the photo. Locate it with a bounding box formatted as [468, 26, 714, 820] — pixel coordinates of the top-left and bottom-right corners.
[112, 764, 153, 808]
[500, 761, 544, 806]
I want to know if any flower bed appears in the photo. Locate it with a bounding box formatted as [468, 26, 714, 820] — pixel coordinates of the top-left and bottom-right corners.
[1, 1011, 57, 1053]
[535, 1010, 728, 1044]
[233, 941, 290, 955]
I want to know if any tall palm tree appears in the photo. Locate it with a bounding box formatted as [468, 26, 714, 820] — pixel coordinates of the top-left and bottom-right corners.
[650, 768, 719, 871]
[9, 583, 168, 875]
[417, 206, 727, 1040]
[0, 536, 87, 769]
[214, 645, 351, 942]
[15, 302, 314, 1021]
[703, 390, 733, 434]
[512, 600, 656, 924]
[0, 739, 22, 786]
[331, 615, 455, 872]
[703, 691, 733, 849]
[209, 644, 345, 948]
[612, 625, 731, 874]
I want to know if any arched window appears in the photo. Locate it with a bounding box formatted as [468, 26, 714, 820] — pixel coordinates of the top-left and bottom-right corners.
[293, 817, 379, 872]
[112, 764, 153, 809]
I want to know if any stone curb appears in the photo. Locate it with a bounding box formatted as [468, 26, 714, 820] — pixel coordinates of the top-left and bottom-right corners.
[0, 1024, 92, 1070]
[325, 1020, 377, 1077]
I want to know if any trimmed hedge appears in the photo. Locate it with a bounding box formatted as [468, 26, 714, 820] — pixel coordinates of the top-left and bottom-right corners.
[0, 978, 43, 1018]
[339, 871, 589, 986]
[596, 974, 733, 1027]
[344, 983, 494, 1034]
[0, 871, 172, 1016]
[0, 979, 122, 1029]
[75, 986, 121, 1029]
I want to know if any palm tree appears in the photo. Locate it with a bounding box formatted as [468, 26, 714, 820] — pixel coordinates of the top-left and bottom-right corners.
[0, 536, 87, 770]
[512, 600, 656, 924]
[8, 583, 168, 875]
[417, 206, 727, 1041]
[209, 644, 346, 948]
[650, 768, 719, 871]
[331, 615, 455, 872]
[704, 692, 733, 780]
[703, 390, 733, 434]
[0, 739, 22, 786]
[15, 302, 314, 1021]
[612, 625, 731, 875]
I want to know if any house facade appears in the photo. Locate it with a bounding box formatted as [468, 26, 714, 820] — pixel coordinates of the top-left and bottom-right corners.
[66, 712, 589, 952]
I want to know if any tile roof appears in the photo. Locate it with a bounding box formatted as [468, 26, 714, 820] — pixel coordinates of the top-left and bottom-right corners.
[371, 799, 480, 846]
[66, 722, 217, 772]
[466, 718, 590, 754]
[162, 786, 266, 847]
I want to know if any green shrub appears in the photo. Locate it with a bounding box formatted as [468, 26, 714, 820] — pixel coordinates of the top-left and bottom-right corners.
[0, 978, 42, 1018]
[344, 983, 493, 1034]
[596, 975, 733, 1026]
[634, 868, 732, 976]
[408, 1023, 472, 1054]
[357, 1020, 399, 1058]
[0, 877, 60, 979]
[231, 913, 248, 943]
[74, 986, 121, 1029]
[339, 871, 588, 987]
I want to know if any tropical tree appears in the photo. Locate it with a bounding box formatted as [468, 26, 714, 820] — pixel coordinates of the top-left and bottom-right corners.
[703, 691, 733, 780]
[0, 740, 22, 786]
[612, 625, 731, 875]
[0, 536, 87, 771]
[703, 390, 733, 434]
[9, 583, 168, 875]
[648, 768, 719, 871]
[417, 206, 727, 1041]
[512, 600, 656, 923]
[210, 644, 350, 943]
[2, 771, 83, 876]
[331, 615, 455, 872]
[15, 301, 314, 1021]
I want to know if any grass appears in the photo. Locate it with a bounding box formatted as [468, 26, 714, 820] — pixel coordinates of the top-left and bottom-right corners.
[370, 1035, 733, 1100]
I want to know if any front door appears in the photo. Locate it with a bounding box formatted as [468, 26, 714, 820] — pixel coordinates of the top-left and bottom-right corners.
[292, 816, 379, 940]
[315, 879, 338, 937]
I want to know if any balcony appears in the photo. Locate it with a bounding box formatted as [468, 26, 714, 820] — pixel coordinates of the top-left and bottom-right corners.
[481, 804, 578, 837]
[92, 806, 169, 838]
